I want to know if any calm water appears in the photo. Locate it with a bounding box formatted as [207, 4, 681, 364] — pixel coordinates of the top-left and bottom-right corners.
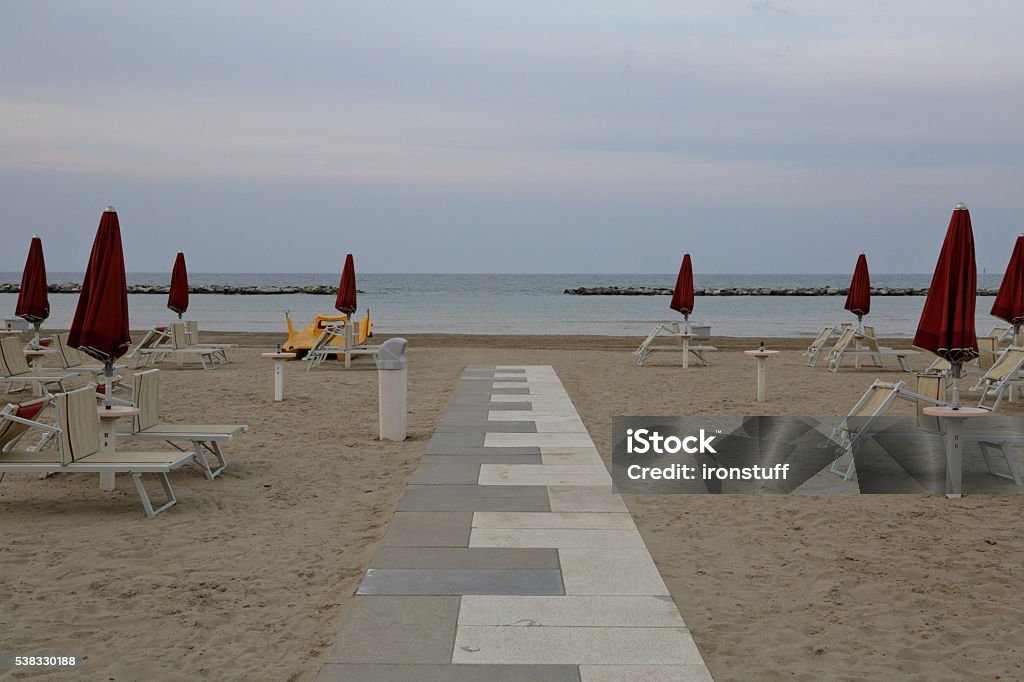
[0, 273, 1008, 337]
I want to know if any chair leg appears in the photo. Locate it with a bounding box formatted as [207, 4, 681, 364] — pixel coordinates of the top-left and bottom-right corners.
[132, 472, 178, 518]
[979, 442, 1023, 485]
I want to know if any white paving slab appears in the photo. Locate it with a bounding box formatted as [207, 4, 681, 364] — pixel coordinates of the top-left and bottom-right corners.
[559, 548, 670, 596]
[548, 486, 629, 513]
[479, 463, 612, 487]
[473, 512, 636, 530]
[451, 626, 704, 665]
[458, 595, 685, 627]
[579, 665, 715, 682]
[469, 528, 647, 549]
[541, 452, 606, 465]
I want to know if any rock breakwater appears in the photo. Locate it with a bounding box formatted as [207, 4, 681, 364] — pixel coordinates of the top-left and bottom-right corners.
[0, 283, 365, 296]
[563, 286, 999, 296]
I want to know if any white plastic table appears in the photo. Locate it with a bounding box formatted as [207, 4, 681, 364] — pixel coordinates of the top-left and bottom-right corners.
[262, 352, 296, 401]
[97, 405, 139, 491]
[923, 406, 989, 498]
[744, 350, 780, 402]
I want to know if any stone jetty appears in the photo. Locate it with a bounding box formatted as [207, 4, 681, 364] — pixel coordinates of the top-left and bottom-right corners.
[563, 285, 999, 296]
[0, 282, 365, 296]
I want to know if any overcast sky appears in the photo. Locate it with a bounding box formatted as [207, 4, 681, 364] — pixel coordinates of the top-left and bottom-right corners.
[2, 1, 1022, 274]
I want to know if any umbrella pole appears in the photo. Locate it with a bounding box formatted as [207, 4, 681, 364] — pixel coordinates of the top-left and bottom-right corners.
[104, 361, 114, 408]
[32, 321, 41, 349]
[684, 313, 690, 335]
[951, 362, 961, 410]
[1015, 322, 1021, 348]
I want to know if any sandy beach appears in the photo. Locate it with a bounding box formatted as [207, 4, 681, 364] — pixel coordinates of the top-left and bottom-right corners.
[3, 331, 1024, 681]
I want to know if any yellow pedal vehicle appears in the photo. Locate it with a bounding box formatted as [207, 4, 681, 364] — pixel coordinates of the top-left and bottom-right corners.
[281, 312, 349, 359]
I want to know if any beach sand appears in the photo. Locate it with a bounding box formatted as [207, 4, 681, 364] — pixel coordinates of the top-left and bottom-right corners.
[2, 332, 1023, 681]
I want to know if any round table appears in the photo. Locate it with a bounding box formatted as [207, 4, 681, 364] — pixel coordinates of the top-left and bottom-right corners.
[923, 406, 989, 498]
[97, 406, 140, 491]
[743, 350, 780, 402]
[262, 352, 296, 401]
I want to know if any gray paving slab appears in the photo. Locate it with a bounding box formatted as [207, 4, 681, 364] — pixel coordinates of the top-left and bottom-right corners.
[420, 454, 543, 466]
[490, 387, 532, 395]
[410, 463, 483, 485]
[322, 596, 459, 664]
[422, 444, 541, 456]
[426, 432, 486, 449]
[317, 664, 580, 682]
[398, 485, 550, 512]
[433, 421, 538, 433]
[357, 568, 564, 596]
[380, 512, 474, 547]
[370, 547, 560, 570]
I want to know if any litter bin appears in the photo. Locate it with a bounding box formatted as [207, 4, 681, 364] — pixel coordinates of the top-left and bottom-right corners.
[375, 338, 407, 441]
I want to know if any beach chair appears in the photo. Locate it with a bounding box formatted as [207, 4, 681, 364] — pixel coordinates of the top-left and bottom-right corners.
[137, 323, 219, 370]
[0, 386, 194, 518]
[184, 320, 236, 364]
[0, 336, 80, 394]
[117, 369, 247, 479]
[0, 397, 54, 452]
[804, 325, 836, 367]
[634, 322, 717, 367]
[976, 336, 999, 373]
[128, 327, 170, 368]
[306, 311, 382, 370]
[987, 325, 1012, 345]
[829, 375, 946, 480]
[51, 332, 130, 385]
[827, 326, 918, 373]
[975, 347, 1024, 412]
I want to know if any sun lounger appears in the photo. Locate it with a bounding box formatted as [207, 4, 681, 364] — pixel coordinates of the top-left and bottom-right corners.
[137, 322, 219, 370]
[184, 320, 236, 364]
[0, 397, 54, 452]
[0, 336, 80, 394]
[634, 322, 717, 367]
[0, 386, 194, 518]
[52, 332, 130, 384]
[128, 327, 170, 368]
[116, 369, 247, 479]
[804, 325, 836, 367]
[974, 347, 1024, 412]
[827, 326, 919, 373]
[306, 311, 382, 370]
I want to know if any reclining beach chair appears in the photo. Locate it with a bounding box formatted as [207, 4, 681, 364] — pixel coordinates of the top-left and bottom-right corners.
[974, 347, 1024, 412]
[128, 327, 170, 368]
[0, 386, 194, 518]
[117, 369, 247, 479]
[306, 311, 382, 370]
[0, 397, 54, 452]
[634, 322, 717, 367]
[0, 336, 80, 394]
[829, 375, 946, 480]
[184, 320, 236, 364]
[52, 332, 130, 385]
[137, 322, 219, 370]
[976, 336, 999, 373]
[827, 326, 918, 373]
[986, 325, 1012, 345]
[804, 325, 836, 367]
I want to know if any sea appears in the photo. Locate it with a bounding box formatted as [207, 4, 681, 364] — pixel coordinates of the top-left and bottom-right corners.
[0, 273, 1007, 338]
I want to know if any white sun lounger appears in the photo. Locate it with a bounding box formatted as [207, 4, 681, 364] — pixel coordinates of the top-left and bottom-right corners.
[827, 326, 919, 373]
[116, 369, 247, 479]
[804, 325, 836, 367]
[137, 322, 219, 370]
[0, 386, 194, 518]
[0, 336, 80, 394]
[634, 322, 717, 367]
[184, 320, 236, 364]
[306, 311, 381, 370]
[974, 347, 1024, 412]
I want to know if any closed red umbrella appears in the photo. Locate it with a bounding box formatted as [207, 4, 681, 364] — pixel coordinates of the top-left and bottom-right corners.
[69, 207, 132, 405]
[844, 253, 871, 330]
[669, 253, 695, 332]
[991, 234, 1024, 344]
[167, 251, 189, 319]
[335, 253, 357, 315]
[15, 236, 50, 347]
[913, 202, 978, 407]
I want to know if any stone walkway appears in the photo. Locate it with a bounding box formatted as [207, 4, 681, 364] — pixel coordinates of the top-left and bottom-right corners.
[316, 366, 713, 681]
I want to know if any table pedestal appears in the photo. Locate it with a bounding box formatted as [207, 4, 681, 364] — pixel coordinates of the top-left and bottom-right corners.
[97, 406, 140, 491]
[923, 406, 989, 498]
[262, 352, 296, 401]
[744, 350, 779, 402]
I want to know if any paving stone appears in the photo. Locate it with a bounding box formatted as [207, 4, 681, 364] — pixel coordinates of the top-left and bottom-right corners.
[434, 421, 537, 434]
[370, 547, 560, 570]
[578, 665, 713, 682]
[483, 433, 596, 449]
[380, 512, 474, 547]
[426, 432, 486, 449]
[410, 463, 483, 485]
[548, 487, 628, 513]
[398, 485, 551, 512]
[420, 454, 543, 466]
[323, 596, 459, 664]
[469, 529, 646, 549]
[559, 549, 670, 596]
[317, 664, 580, 681]
[357, 568, 564, 596]
[490, 387, 532, 395]
[458, 596, 685, 627]
[541, 452, 606, 465]
[478, 464, 612, 487]
[472, 512, 636, 530]
[451, 626, 705, 665]
[422, 445, 541, 456]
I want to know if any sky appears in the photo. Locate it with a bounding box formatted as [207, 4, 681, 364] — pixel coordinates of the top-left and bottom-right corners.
[1, 1, 1023, 274]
